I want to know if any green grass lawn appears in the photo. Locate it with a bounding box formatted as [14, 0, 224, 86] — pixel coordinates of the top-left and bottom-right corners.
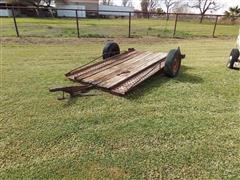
[1, 17, 239, 38]
[1, 37, 240, 179]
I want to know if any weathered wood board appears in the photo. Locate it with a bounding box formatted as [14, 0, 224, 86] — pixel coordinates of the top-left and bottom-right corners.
[66, 50, 167, 95]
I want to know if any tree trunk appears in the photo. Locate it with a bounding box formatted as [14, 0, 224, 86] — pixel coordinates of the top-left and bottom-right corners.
[49, 7, 54, 17]
[200, 14, 204, 23]
[166, 9, 169, 21]
[34, 2, 41, 17]
[35, 8, 40, 17]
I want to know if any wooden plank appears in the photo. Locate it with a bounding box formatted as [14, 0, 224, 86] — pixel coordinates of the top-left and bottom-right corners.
[98, 52, 167, 89]
[80, 52, 156, 85]
[81, 52, 158, 82]
[98, 52, 164, 88]
[111, 61, 166, 95]
[76, 52, 151, 83]
[72, 51, 143, 81]
[81, 52, 163, 87]
[114, 52, 160, 70]
[67, 51, 138, 79]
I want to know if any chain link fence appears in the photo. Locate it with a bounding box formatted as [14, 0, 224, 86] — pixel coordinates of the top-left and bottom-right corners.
[0, 7, 239, 38]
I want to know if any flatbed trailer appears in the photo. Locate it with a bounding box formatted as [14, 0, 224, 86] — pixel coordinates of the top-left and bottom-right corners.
[50, 42, 185, 99]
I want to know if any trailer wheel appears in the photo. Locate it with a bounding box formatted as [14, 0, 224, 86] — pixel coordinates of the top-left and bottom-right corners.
[164, 49, 182, 77]
[103, 42, 120, 60]
[227, 48, 239, 69]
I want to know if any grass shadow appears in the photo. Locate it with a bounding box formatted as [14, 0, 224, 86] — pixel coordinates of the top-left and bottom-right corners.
[177, 65, 203, 84]
[125, 65, 203, 100]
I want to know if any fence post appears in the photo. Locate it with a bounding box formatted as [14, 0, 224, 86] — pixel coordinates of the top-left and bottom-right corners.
[212, 15, 218, 38]
[11, 7, 19, 37]
[173, 13, 178, 37]
[128, 12, 131, 38]
[75, 10, 80, 38]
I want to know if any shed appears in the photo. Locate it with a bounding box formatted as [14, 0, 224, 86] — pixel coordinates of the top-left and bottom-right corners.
[99, 5, 134, 17]
[56, 4, 86, 17]
[55, 0, 99, 17]
[0, 0, 11, 17]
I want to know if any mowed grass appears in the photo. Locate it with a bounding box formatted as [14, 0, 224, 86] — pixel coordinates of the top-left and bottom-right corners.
[0, 17, 239, 38]
[1, 37, 240, 179]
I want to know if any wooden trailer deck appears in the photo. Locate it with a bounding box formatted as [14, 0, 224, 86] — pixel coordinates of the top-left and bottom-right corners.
[65, 50, 168, 95]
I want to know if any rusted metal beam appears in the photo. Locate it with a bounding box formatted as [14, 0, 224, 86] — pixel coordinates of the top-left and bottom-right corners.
[128, 12, 131, 38]
[11, 8, 19, 37]
[173, 13, 178, 37]
[76, 10, 80, 38]
[212, 15, 219, 38]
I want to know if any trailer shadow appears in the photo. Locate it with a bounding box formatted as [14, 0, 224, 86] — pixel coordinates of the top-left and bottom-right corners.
[63, 93, 99, 107]
[175, 65, 203, 84]
[60, 65, 203, 104]
[125, 65, 203, 99]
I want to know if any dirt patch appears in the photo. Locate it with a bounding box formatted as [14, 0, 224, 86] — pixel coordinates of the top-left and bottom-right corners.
[0, 36, 173, 45]
[1, 36, 229, 46]
[108, 166, 129, 179]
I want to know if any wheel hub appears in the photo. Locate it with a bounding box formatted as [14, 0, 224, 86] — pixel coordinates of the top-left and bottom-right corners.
[172, 58, 180, 74]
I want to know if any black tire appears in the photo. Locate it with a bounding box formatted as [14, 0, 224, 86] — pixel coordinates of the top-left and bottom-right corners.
[102, 42, 120, 60]
[227, 48, 239, 69]
[164, 48, 182, 77]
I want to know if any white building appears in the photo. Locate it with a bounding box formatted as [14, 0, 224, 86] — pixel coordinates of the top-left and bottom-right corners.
[56, 4, 86, 18]
[55, 0, 134, 18]
[0, 0, 12, 17]
[55, 0, 99, 18]
[99, 5, 134, 17]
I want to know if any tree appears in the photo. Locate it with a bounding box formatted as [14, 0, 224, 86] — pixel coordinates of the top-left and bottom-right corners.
[8, 0, 55, 16]
[42, 0, 54, 17]
[224, 6, 240, 22]
[188, 0, 221, 23]
[8, 0, 42, 15]
[101, 0, 112, 5]
[7, 0, 41, 6]
[141, 0, 159, 12]
[122, 0, 132, 7]
[156, 7, 164, 14]
[141, 0, 160, 18]
[141, 0, 148, 12]
[149, 0, 159, 12]
[161, 0, 178, 20]
[172, 1, 189, 13]
[42, 0, 53, 7]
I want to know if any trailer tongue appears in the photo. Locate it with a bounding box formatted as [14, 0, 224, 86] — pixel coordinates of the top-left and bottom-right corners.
[50, 42, 185, 99]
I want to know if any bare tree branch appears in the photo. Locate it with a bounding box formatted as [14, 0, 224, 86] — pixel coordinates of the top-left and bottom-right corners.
[160, 0, 178, 20]
[188, 0, 222, 23]
[172, 1, 190, 13]
[122, 0, 132, 7]
[141, 0, 160, 12]
[100, 0, 112, 5]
